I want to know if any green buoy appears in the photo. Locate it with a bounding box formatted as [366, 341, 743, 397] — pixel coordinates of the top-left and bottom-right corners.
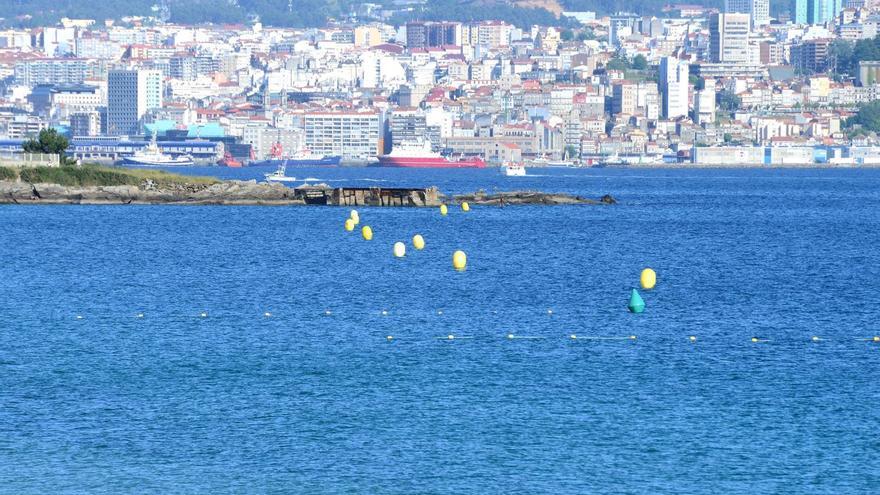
[628, 289, 645, 313]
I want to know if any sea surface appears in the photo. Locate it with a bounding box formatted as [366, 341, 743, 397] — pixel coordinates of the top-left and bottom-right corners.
[1, 166, 879, 493]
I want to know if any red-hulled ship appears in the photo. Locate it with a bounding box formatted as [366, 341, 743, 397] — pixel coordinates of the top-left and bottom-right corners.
[375, 140, 486, 168]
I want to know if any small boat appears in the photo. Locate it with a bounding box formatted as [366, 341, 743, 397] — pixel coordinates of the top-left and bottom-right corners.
[501, 161, 526, 177]
[122, 131, 194, 166]
[218, 150, 242, 168]
[264, 164, 296, 182]
[249, 142, 341, 167]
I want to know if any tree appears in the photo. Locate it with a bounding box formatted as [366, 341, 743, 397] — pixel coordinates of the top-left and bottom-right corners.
[606, 57, 629, 71]
[564, 144, 578, 159]
[718, 90, 742, 112]
[577, 29, 595, 41]
[560, 29, 574, 42]
[847, 100, 880, 132]
[632, 54, 648, 70]
[22, 128, 73, 164]
[689, 74, 705, 90]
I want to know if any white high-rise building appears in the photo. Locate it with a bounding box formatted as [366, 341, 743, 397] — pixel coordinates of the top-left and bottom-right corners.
[694, 82, 717, 125]
[107, 69, 163, 136]
[725, 0, 769, 27]
[659, 57, 689, 120]
[710, 13, 751, 63]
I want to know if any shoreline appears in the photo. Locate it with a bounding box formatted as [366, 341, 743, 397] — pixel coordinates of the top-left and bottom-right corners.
[0, 180, 613, 207]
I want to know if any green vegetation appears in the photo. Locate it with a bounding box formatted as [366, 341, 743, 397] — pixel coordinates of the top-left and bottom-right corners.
[4, 0, 585, 29]
[846, 100, 880, 134]
[718, 90, 742, 112]
[3, 0, 341, 27]
[3, 0, 730, 28]
[6, 164, 218, 187]
[561, 0, 721, 16]
[0, 167, 17, 181]
[605, 55, 656, 83]
[829, 36, 880, 78]
[22, 128, 74, 165]
[391, 0, 574, 29]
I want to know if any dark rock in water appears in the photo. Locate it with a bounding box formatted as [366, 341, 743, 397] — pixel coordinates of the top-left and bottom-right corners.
[453, 190, 616, 206]
[0, 179, 616, 207]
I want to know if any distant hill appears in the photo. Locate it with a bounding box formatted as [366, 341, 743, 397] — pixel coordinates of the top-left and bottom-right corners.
[2, 0, 724, 29]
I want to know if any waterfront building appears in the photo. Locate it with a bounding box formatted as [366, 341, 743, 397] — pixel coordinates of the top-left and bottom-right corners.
[303, 111, 381, 159]
[107, 69, 163, 136]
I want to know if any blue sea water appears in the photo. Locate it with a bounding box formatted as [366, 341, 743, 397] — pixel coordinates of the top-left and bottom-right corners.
[1, 167, 879, 493]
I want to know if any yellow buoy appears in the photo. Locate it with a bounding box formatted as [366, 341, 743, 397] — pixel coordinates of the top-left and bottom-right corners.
[350, 209, 359, 223]
[386, 335, 393, 341]
[874, 336, 880, 342]
[393, 241, 406, 258]
[751, 337, 759, 343]
[461, 201, 470, 212]
[452, 250, 467, 271]
[689, 336, 697, 342]
[570, 334, 577, 340]
[640, 268, 657, 290]
[412, 234, 425, 250]
[344, 218, 355, 231]
[440, 204, 448, 216]
[361, 225, 373, 240]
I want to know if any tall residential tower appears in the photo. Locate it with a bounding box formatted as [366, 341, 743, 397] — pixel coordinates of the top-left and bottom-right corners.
[106, 69, 162, 136]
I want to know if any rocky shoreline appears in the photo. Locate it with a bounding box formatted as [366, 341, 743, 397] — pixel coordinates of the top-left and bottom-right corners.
[0, 179, 615, 207]
[454, 190, 616, 206]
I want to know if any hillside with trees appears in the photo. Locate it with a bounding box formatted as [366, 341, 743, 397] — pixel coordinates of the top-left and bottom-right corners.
[4, 0, 723, 28]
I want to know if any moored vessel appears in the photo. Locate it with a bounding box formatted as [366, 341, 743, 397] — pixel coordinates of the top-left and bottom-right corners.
[375, 140, 485, 168]
[250, 142, 340, 167]
[121, 132, 194, 167]
[501, 161, 527, 176]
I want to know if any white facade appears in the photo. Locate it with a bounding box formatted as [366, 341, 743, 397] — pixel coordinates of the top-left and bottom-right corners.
[659, 57, 689, 119]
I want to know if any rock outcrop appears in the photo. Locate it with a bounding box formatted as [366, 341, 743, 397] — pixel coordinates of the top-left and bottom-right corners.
[0, 179, 301, 205]
[452, 190, 616, 206]
[0, 180, 616, 207]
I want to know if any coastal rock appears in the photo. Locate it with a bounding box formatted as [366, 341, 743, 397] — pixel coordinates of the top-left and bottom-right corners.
[0, 179, 615, 207]
[452, 190, 615, 206]
[0, 179, 301, 205]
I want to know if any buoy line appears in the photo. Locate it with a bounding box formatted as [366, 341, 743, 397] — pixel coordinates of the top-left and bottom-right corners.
[35, 317, 880, 345]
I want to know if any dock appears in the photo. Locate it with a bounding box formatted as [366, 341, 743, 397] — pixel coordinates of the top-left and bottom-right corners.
[296, 185, 442, 207]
